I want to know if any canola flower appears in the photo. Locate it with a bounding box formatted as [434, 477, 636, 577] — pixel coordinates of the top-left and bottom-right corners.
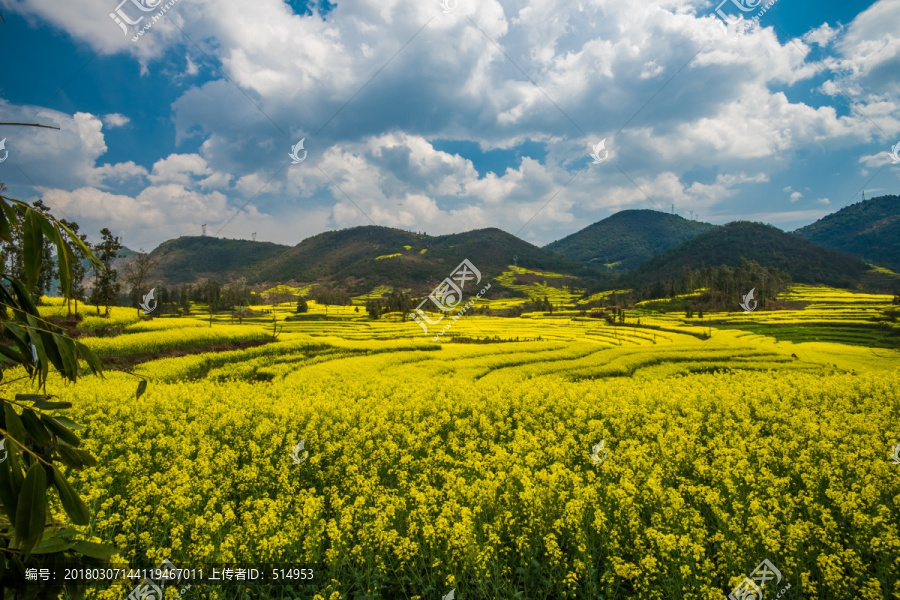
[10, 297, 899, 599]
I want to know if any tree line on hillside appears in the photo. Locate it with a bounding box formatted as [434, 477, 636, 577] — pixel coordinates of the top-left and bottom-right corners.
[637, 259, 792, 309]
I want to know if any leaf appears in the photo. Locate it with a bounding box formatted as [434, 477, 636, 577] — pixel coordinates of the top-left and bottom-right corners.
[35, 329, 64, 377]
[43, 222, 72, 300]
[25, 326, 49, 384]
[20, 410, 51, 447]
[57, 220, 102, 270]
[40, 415, 80, 447]
[74, 341, 103, 377]
[53, 334, 80, 381]
[14, 463, 47, 554]
[50, 466, 89, 525]
[0, 460, 19, 523]
[136, 379, 148, 400]
[3, 322, 30, 351]
[55, 445, 84, 470]
[72, 540, 118, 559]
[0, 343, 27, 364]
[6, 276, 39, 316]
[6, 440, 24, 494]
[13, 394, 48, 403]
[0, 200, 11, 244]
[4, 405, 27, 446]
[21, 210, 44, 293]
[32, 400, 72, 410]
[32, 535, 76, 554]
[51, 416, 84, 430]
[74, 449, 97, 468]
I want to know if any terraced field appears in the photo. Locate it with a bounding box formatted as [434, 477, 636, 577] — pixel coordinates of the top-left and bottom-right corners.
[20, 285, 900, 600]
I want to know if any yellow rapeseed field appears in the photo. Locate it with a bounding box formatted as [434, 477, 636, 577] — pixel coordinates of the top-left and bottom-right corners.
[15, 293, 900, 599]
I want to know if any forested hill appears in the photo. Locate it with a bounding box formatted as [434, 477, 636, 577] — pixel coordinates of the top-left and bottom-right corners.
[251, 226, 599, 293]
[793, 194, 900, 271]
[148, 237, 289, 284]
[545, 209, 716, 270]
[627, 221, 871, 289]
[146, 227, 602, 293]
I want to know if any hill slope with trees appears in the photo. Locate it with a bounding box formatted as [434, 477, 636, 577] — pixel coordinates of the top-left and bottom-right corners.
[252, 226, 601, 293]
[627, 221, 872, 289]
[545, 209, 716, 270]
[147, 236, 289, 284]
[793, 194, 900, 271]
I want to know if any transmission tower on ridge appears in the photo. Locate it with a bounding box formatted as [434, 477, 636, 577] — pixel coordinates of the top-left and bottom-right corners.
[252, 232, 257, 242]
[202, 224, 207, 236]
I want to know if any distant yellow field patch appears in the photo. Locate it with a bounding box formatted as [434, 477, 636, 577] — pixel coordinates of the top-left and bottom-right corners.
[375, 253, 402, 260]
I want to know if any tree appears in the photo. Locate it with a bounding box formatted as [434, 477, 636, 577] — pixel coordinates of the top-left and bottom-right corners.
[296, 297, 308, 313]
[30, 200, 58, 300]
[0, 188, 118, 597]
[59, 219, 89, 317]
[366, 299, 381, 319]
[123, 249, 157, 316]
[89, 228, 123, 316]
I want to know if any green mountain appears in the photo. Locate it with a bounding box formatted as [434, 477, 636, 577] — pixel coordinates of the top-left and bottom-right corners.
[252, 226, 599, 294]
[148, 237, 289, 284]
[793, 194, 900, 271]
[628, 221, 871, 288]
[145, 227, 602, 294]
[545, 209, 716, 270]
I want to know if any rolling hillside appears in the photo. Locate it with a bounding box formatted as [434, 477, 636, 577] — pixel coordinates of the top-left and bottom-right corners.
[252, 226, 600, 293]
[545, 209, 716, 270]
[148, 237, 289, 284]
[145, 227, 603, 294]
[794, 194, 900, 271]
[628, 221, 872, 288]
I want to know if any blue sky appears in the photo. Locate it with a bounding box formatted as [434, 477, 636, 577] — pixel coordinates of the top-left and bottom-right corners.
[0, 0, 897, 251]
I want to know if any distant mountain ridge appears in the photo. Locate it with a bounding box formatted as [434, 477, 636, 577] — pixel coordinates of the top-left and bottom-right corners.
[545, 210, 716, 270]
[147, 226, 600, 294]
[148, 237, 289, 284]
[793, 194, 900, 271]
[140, 202, 899, 296]
[627, 221, 871, 289]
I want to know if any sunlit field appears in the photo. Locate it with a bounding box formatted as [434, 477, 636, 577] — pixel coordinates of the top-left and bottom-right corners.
[18, 286, 900, 599]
